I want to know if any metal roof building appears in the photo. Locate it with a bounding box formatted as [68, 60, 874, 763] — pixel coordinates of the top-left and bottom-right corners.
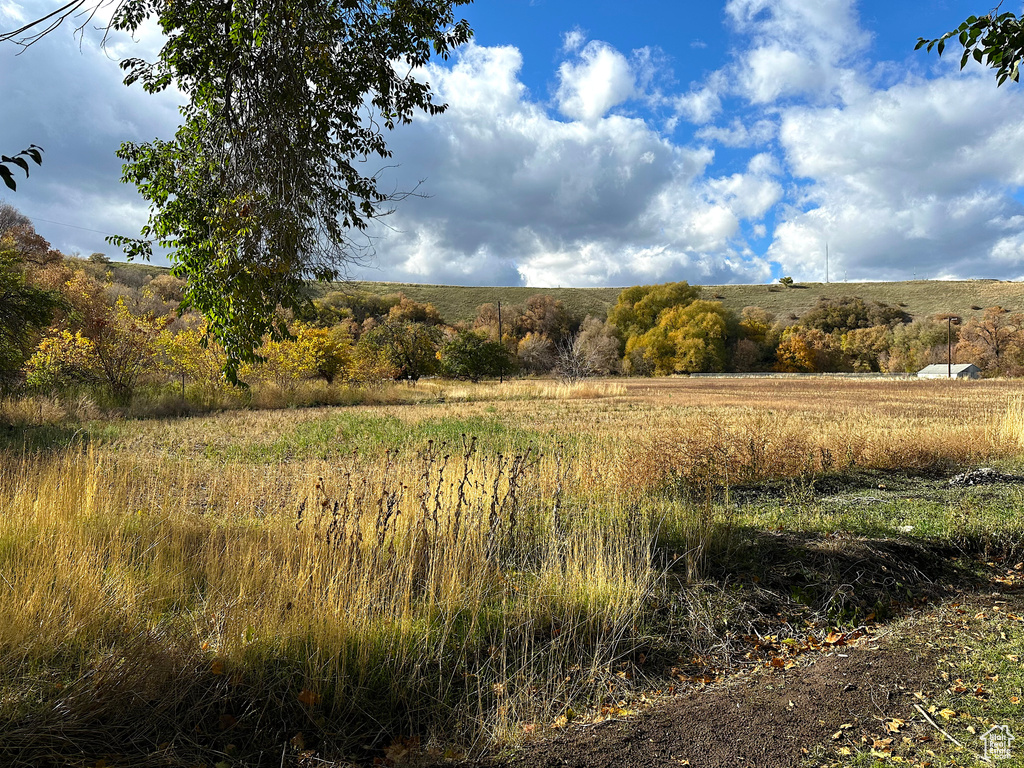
[917, 363, 981, 379]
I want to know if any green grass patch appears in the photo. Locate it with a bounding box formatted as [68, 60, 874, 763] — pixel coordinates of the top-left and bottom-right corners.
[201, 412, 555, 463]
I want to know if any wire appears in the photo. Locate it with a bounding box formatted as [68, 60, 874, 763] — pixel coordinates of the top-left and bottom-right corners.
[19, 214, 121, 238]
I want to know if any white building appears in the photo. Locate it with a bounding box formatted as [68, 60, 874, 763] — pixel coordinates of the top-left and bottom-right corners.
[917, 363, 982, 380]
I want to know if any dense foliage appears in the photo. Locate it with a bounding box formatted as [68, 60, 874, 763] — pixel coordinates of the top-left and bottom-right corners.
[6, 0, 472, 382]
[4, 202, 1024, 414]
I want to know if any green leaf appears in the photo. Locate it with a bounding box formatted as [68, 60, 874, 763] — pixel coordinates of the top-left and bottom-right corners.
[0, 166, 16, 191]
[9, 156, 29, 175]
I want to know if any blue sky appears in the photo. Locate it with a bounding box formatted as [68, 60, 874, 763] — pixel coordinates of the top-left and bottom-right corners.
[3, 0, 1024, 287]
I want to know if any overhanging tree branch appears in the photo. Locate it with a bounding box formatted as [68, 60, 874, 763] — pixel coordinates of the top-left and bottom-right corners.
[917, 5, 1024, 85]
[2, 1, 473, 382]
[0, 146, 44, 191]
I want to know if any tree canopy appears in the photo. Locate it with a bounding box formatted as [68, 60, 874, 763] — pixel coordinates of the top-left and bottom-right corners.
[917, 7, 1024, 85]
[0, 235, 64, 390]
[3, 1, 472, 382]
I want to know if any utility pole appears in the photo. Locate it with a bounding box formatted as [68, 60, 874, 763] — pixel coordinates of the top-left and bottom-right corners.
[947, 315, 961, 378]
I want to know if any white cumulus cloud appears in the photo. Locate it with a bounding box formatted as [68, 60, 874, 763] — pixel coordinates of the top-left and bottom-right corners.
[556, 40, 636, 123]
[770, 73, 1024, 281]
[367, 43, 776, 287]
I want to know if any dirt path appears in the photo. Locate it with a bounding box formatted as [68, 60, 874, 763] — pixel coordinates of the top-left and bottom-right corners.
[493, 640, 936, 768]
[449, 584, 1024, 768]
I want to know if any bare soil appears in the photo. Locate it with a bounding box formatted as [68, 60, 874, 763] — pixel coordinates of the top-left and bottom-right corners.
[445, 582, 1024, 768]
[487, 641, 936, 768]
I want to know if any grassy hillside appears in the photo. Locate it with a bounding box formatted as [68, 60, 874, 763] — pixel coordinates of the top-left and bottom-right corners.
[97, 259, 1024, 325]
[315, 281, 623, 323]
[326, 278, 1024, 325]
[696, 279, 1024, 323]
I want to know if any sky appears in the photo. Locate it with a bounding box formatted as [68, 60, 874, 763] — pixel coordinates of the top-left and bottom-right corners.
[2, 0, 1024, 288]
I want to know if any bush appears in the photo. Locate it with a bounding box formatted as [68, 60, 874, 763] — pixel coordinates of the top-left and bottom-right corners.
[439, 330, 515, 381]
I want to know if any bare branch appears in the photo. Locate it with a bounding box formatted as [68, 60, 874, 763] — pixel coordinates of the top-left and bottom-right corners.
[0, 1, 114, 49]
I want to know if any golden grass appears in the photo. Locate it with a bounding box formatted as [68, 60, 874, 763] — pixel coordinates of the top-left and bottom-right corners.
[0, 440, 652, 757]
[1, 377, 1023, 762]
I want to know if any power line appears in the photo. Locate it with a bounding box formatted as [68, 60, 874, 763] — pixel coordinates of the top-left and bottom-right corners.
[18, 213, 121, 238]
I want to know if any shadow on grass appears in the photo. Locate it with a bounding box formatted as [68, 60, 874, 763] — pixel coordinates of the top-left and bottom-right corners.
[644, 524, 993, 679]
[0, 423, 91, 454]
[709, 527, 977, 620]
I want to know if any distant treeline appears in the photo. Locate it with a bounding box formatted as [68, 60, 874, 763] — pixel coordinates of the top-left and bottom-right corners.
[3, 202, 1020, 412]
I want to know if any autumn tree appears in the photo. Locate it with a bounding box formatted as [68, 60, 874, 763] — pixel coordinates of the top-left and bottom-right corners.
[956, 306, 1023, 374]
[387, 296, 444, 326]
[4, 1, 472, 381]
[438, 330, 515, 382]
[473, 302, 524, 343]
[154, 324, 227, 399]
[799, 296, 906, 334]
[624, 300, 734, 375]
[572, 316, 621, 375]
[775, 327, 841, 373]
[887, 319, 951, 373]
[554, 317, 622, 380]
[608, 281, 700, 339]
[735, 306, 779, 371]
[840, 326, 893, 372]
[517, 332, 555, 374]
[0, 236, 64, 390]
[516, 294, 573, 344]
[24, 331, 99, 390]
[357, 320, 441, 382]
[307, 290, 393, 328]
[53, 271, 165, 401]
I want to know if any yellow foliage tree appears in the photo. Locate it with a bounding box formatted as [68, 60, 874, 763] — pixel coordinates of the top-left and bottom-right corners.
[24, 330, 99, 390]
[626, 300, 732, 375]
[242, 324, 353, 389]
[154, 324, 228, 399]
[774, 327, 839, 373]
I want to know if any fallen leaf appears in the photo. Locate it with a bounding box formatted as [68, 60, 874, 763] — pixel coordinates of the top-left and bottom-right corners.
[384, 736, 419, 764]
[211, 659, 225, 676]
[297, 689, 321, 706]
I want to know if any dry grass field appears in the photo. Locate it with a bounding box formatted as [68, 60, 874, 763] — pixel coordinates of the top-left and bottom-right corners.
[0, 377, 1022, 766]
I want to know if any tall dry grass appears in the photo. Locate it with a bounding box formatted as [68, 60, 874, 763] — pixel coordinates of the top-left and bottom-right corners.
[2, 377, 1024, 762]
[0, 441, 653, 762]
[614, 380, 1024, 497]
